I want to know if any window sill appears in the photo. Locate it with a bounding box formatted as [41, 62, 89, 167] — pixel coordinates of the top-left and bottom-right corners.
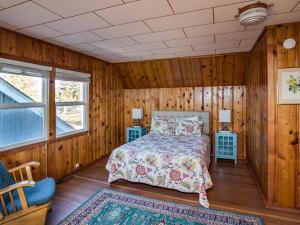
[47, 130, 88, 144]
[0, 140, 46, 156]
[0, 131, 89, 156]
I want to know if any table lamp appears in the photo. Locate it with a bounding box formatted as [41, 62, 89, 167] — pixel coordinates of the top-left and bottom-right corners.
[219, 109, 231, 131]
[132, 108, 143, 127]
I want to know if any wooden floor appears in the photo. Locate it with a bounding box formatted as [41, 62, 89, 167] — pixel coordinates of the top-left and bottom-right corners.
[46, 157, 300, 225]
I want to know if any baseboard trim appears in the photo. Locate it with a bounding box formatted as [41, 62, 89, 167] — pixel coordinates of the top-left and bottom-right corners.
[245, 159, 300, 212]
[266, 204, 300, 214]
[55, 154, 109, 184]
[245, 159, 268, 207]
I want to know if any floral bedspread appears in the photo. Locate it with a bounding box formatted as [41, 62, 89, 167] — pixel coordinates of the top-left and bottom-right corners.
[105, 133, 213, 208]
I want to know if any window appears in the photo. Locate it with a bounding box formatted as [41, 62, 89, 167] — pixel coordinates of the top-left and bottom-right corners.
[0, 58, 51, 150]
[55, 68, 90, 137]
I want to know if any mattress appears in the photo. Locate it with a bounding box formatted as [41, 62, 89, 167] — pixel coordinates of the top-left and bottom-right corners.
[106, 133, 213, 208]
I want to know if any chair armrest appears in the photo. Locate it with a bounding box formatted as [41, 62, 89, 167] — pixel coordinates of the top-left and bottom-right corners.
[8, 162, 40, 181]
[0, 181, 35, 196]
[8, 162, 40, 173]
[0, 181, 35, 215]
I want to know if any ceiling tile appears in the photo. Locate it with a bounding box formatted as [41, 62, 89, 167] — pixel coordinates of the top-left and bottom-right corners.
[20, 25, 63, 39]
[44, 38, 65, 47]
[92, 21, 151, 39]
[106, 55, 126, 62]
[70, 43, 98, 52]
[0, 0, 27, 8]
[216, 46, 251, 54]
[264, 0, 300, 15]
[215, 30, 261, 42]
[214, 1, 300, 25]
[168, 0, 250, 14]
[176, 50, 215, 57]
[123, 0, 138, 2]
[247, 10, 300, 30]
[152, 46, 193, 54]
[117, 57, 142, 63]
[184, 20, 244, 38]
[124, 42, 167, 51]
[193, 41, 239, 51]
[145, 9, 213, 32]
[90, 52, 127, 62]
[141, 53, 176, 60]
[88, 47, 128, 57]
[0, 1, 61, 28]
[46, 13, 110, 34]
[0, 21, 19, 30]
[269, 10, 300, 24]
[95, 0, 173, 25]
[106, 57, 130, 63]
[90, 37, 137, 49]
[165, 35, 214, 47]
[33, 0, 122, 17]
[103, 47, 128, 53]
[87, 49, 109, 55]
[294, 2, 300, 11]
[132, 29, 186, 43]
[51, 31, 103, 45]
[214, 1, 256, 23]
[240, 38, 257, 47]
[119, 51, 153, 57]
[109, 55, 131, 62]
[84, 52, 96, 58]
[91, 51, 119, 57]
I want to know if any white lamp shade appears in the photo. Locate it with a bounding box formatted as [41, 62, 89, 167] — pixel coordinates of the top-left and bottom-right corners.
[132, 108, 143, 119]
[219, 110, 231, 123]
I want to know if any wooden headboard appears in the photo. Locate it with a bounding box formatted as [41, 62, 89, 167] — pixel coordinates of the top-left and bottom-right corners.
[151, 111, 210, 135]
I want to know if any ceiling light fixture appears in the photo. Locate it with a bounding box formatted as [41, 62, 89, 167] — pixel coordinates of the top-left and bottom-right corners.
[235, 1, 273, 26]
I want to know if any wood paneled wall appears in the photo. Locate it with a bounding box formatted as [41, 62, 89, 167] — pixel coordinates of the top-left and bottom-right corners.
[0, 28, 124, 180]
[247, 22, 300, 210]
[124, 86, 247, 159]
[267, 23, 300, 209]
[114, 53, 248, 89]
[0, 30, 249, 180]
[246, 31, 268, 197]
[0, 143, 47, 180]
[117, 53, 249, 159]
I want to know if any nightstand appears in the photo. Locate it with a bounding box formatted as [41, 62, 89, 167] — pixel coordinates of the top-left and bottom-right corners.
[215, 131, 237, 164]
[126, 127, 147, 143]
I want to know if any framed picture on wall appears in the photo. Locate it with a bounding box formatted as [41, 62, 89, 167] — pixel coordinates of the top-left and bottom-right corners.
[278, 68, 300, 104]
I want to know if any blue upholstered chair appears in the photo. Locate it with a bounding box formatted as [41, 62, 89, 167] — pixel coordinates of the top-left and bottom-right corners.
[0, 161, 55, 225]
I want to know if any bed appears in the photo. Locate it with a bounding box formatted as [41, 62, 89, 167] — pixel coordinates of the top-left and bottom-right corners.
[106, 111, 213, 208]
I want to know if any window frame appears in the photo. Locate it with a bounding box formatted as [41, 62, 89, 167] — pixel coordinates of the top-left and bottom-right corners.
[55, 69, 90, 138]
[0, 58, 51, 151]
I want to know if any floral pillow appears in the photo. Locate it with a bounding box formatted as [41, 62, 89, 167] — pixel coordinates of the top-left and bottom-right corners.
[175, 119, 204, 136]
[150, 117, 175, 135]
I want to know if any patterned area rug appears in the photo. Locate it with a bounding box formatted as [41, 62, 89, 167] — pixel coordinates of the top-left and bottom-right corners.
[59, 189, 264, 225]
